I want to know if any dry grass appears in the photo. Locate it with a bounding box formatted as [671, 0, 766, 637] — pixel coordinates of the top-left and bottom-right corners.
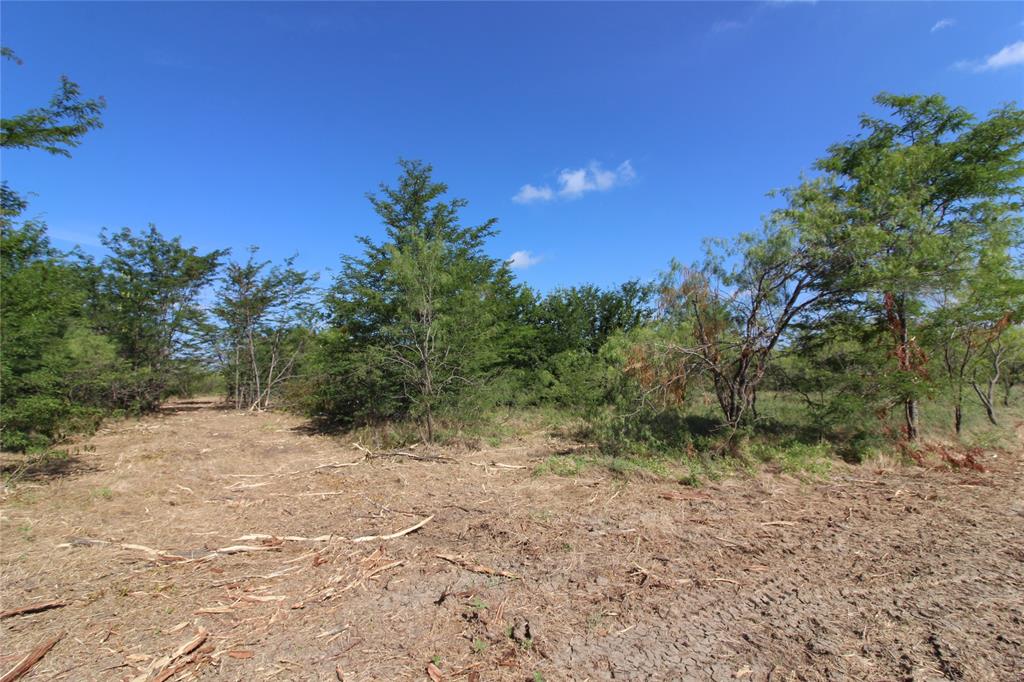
[1, 398, 1022, 681]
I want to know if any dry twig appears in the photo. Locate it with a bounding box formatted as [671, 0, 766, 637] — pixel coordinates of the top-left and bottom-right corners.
[0, 631, 64, 682]
[436, 554, 520, 579]
[351, 515, 434, 543]
[0, 600, 67, 620]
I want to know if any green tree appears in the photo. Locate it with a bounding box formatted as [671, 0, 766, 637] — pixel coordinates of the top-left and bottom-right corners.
[799, 93, 1024, 439]
[926, 216, 1023, 432]
[0, 217, 113, 449]
[213, 248, 319, 410]
[1, 47, 106, 213]
[316, 160, 519, 441]
[95, 226, 227, 410]
[0, 47, 106, 156]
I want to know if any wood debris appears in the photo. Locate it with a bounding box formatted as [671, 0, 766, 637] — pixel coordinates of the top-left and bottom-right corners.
[436, 554, 520, 580]
[0, 600, 67, 620]
[231, 533, 332, 543]
[0, 631, 64, 682]
[351, 515, 433, 543]
[130, 628, 208, 682]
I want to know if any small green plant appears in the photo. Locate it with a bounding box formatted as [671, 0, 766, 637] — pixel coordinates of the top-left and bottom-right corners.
[533, 673, 545, 682]
[431, 655, 441, 667]
[471, 638, 488, 654]
[467, 596, 488, 611]
[94, 486, 114, 500]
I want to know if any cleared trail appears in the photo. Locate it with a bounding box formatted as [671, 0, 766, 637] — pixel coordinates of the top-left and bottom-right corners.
[2, 399, 1022, 681]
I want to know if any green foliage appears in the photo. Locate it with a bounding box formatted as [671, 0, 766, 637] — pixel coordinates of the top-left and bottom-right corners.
[0, 47, 106, 157]
[212, 247, 319, 410]
[95, 225, 227, 410]
[311, 160, 527, 440]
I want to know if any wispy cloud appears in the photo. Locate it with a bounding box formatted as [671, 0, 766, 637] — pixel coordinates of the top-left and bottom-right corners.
[514, 161, 636, 204]
[512, 184, 554, 204]
[508, 250, 542, 269]
[955, 40, 1024, 73]
[930, 18, 955, 33]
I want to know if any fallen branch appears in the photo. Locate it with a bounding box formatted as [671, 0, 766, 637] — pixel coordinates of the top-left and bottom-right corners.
[352, 515, 434, 543]
[468, 461, 528, 470]
[210, 545, 281, 556]
[131, 628, 208, 682]
[0, 631, 64, 682]
[339, 560, 405, 593]
[760, 521, 796, 527]
[353, 443, 454, 463]
[231, 534, 331, 543]
[0, 600, 67, 620]
[436, 554, 520, 580]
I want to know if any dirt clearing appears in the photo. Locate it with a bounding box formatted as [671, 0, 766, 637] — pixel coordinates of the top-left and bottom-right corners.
[2, 399, 1022, 681]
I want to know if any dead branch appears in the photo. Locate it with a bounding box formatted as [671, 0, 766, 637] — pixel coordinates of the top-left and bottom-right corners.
[131, 628, 208, 682]
[351, 515, 434, 543]
[0, 631, 64, 682]
[436, 554, 520, 580]
[353, 442, 454, 463]
[0, 600, 67, 620]
[231, 534, 331, 543]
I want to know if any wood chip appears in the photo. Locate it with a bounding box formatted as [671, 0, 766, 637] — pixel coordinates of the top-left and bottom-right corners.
[426, 661, 443, 682]
[0, 600, 67, 620]
[436, 554, 520, 580]
[232, 534, 331, 543]
[351, 515, 434, 543]
[0, 631, 64, 682]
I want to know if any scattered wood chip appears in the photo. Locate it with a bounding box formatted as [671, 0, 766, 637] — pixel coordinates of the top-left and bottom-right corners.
[426, 661, 443, 682]
[227, 651, 253, 659]
[131, 628, 208, 682]
[241, 595, 286, 603]
[354, 442, 454, 463]
[0, 600, 67, 620]
[232, 534, 331, 543]
[213, 544, 282, 555]
[352, 515, 434, 543]
[339, 560, 405, 592]
[0, 631, 64, 682]
[760, 521, 796, 527]
[194, 606, 234, 615]
[436, 554, 520, 580]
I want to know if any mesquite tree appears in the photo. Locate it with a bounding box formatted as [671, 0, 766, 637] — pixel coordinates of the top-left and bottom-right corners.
[802, 94, 1024, 439]
[629, 218, 843, 429]
[213, 249, 318, 410]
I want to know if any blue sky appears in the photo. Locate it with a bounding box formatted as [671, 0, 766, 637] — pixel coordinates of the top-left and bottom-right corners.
[2, 1, 1022, 292]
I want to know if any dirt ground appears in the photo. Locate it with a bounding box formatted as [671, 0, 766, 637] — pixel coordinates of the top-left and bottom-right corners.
[1, 398, 1022, 682]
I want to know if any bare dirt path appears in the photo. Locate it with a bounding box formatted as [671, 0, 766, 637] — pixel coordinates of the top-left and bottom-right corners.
[2, 399, 1022, 681]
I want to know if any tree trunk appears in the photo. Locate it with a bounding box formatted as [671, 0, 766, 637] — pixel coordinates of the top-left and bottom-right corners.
[954, 402, 962, 436]
[904, 399, 919, 440]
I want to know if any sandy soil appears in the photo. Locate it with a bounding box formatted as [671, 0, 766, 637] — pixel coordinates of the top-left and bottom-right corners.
[1, 398, 1022, 681]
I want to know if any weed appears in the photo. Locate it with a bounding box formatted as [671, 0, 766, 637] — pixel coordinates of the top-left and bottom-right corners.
[471, 638, 488, 654]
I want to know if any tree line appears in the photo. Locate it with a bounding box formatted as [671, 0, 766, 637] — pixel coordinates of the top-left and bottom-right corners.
[2, 48, 1022, 457]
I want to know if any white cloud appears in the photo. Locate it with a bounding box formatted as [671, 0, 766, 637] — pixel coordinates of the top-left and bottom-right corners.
[930, 18, 955, 33]
[508, 250, 542, 269]
[512, 184, 555, 204]
[557, 160, 635, 199]
[514, 160, 636, 204]
[956, 40, 1024, 72]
